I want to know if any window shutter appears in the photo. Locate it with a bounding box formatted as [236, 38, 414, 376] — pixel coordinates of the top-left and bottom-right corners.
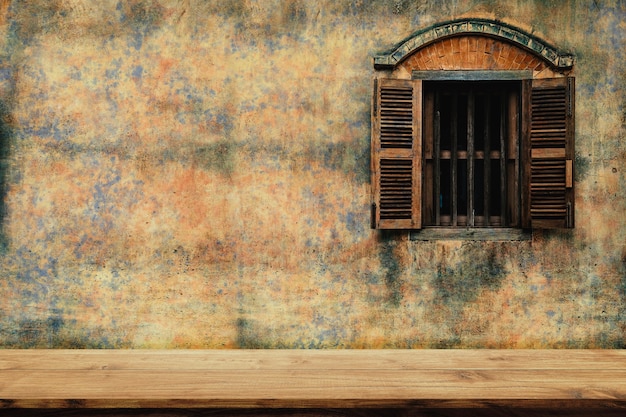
[522, 77, 575, 229]
[371, 78, 422, 229]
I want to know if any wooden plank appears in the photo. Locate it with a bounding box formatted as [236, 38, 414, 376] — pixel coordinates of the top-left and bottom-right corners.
[434, 109, 441, 226]
[451, 93, 458, 226]
[521, 79, 532, 228]
[371, 78, 380, 228]
[424, 162, 433, 224]
[566, 159, 573, 188]
[3, 369, 626, 399]
[423, 90, 434, 159]
[499, 93, 507, 226]
[3, 349, 625, 371]
[483, 94, 491, 225]
[412, 79, 423, 229]
[531, 148, 566, 159]
[4, 398, 626, 411]
[508, 89, 520, 226]
[0, 350, 625, 410]
[423, 89, 434, 226]
[3, 406, 625, 417]
[566, 78, 575, 228]
[412, 70, 532, 80]
[467, 91, 475, 226]
[411, 228, 531, 241]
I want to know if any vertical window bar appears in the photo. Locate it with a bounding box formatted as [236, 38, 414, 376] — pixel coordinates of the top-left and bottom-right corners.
[508, 89, 520, 227]
[499, 93, 507, 226]
[451, 94, 458, 227]
[483, 94, 491, 226]
[434, 104, 441, 226]
[467, 91, 475, 227]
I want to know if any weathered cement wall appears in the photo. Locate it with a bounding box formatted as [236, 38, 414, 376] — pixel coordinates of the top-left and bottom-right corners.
[0, 0, 624, 348]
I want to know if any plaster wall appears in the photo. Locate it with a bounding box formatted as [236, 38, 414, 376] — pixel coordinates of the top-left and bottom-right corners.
[0, 0, 624, 348]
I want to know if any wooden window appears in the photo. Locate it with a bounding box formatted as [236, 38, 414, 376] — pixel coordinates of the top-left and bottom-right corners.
[371, 76, 575, 231]
[371, 78, 422, 229]
[522, 77, 576, 229]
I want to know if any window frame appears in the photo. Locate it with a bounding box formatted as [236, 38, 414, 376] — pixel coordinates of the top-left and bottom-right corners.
[421, 78, 522, 229]
[371, 71, 575, 234]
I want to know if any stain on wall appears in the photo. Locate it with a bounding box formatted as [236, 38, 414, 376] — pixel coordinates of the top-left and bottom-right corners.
[0, 99, 12, 251]
[0, 0, 624, 348]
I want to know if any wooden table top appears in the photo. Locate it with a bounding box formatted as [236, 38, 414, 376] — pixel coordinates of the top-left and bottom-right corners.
[1, 349, 625, 410]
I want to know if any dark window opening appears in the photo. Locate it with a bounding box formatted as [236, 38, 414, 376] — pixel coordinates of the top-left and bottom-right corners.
[423, 81, 521, 228]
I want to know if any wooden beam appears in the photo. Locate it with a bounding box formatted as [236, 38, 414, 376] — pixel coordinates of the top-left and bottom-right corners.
[411, 228, 531, 241]
[413, 70, 532, 81]
[0, 350, 625, 410]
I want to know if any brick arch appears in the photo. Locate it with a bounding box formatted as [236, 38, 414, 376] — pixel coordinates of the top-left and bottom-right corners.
[399, 34, 548, 72]
[374, 18, 574, 70]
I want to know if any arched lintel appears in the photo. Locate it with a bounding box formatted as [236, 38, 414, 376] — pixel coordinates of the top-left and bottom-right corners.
[374, 18, 574, 70]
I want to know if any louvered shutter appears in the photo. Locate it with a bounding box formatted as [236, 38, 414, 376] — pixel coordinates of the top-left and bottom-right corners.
[522, 77, 575, 228]
[371, 78, 422, 229]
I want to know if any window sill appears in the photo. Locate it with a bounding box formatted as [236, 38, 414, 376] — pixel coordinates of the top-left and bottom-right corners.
[410, 227, 531, 241]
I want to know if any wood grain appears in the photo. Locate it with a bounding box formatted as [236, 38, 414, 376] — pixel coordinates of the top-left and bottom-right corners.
[0, 350, 625, 409]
